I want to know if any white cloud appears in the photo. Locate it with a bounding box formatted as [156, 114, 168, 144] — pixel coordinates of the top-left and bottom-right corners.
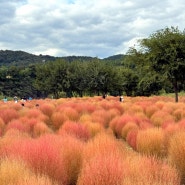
[0, 0, 185, 58]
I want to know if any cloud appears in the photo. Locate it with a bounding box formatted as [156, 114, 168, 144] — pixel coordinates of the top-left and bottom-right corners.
[0, 0, 185, 58]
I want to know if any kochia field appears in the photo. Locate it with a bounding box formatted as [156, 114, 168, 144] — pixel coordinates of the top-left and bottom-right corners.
[0, 95, 184, 185]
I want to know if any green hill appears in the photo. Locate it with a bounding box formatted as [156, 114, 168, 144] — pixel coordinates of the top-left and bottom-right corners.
[0, 50, 125, 67]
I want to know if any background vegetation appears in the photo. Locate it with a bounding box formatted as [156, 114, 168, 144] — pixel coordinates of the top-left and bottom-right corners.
[0, 27, 185, 102]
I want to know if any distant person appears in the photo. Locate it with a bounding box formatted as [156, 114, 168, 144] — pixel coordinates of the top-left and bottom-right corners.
[3, 97, 7, 103]
[14, 96, 18, 103]
[119, 95, 124, 102]
[102, 93, 107, 99]
[28, 96, 32, 101]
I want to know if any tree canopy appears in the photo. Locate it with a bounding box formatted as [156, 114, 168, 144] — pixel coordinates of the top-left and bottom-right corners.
[138, 27, 185, 102]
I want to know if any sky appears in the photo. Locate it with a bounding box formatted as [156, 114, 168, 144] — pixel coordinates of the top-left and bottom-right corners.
[0, 0, 185, 58]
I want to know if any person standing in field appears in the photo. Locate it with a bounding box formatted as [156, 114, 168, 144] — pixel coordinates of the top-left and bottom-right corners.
[120, 95, 124, 102]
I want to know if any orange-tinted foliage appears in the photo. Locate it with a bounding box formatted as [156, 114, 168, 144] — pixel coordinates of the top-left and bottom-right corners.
[51, 112, 68, 129]
[39, 103, 55, 118]
[0, 157, 57, 185]
[126, 129, 138, 150]
[58, 120, 90, 141]
[136, 128, 166, 157]
[168, 131, 185, 183]
[77, 152, 126, 185]
[123, 155, 180, 185]
[0, 109, 19, 124]
[150, 110, 175, 127]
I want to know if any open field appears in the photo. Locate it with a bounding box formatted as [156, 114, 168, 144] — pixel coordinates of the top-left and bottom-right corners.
[0, 95, 185, 185]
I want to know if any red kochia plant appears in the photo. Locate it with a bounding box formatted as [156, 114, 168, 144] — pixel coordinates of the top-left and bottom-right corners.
[58, 120, 90, 141]
[123, 155, 180, 185]
[56, 107, 79, 122]
[77, 132, 128, 185]
[91, 109, 110, 127]
[77, 152, 126, 185]
[39, 103, 55, 118]
[59, 134, 85, 185]
[136, 128, 166, 157]
[0, 117, 5, 130]
[51, 112, 68, 129]
[168, 131, 185, 183]
[113, 114, 137, 137]
[0, 109, 19, 124]
[2, 135, 67, 184]
[126, 129, 138, 150]
[0, 157, 57, 185]
[33, 121, 53, 137]
[82, 132, 128, 164]
[150, 110, 175, 127]
[6, 119, 30, 133]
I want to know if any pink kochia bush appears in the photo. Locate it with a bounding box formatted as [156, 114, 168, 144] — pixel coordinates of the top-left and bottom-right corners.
[1, 134, 67, 184]
[0, 133, 85, 185]
[58, 120, 90, 141]
[77, 132, 128, 185]
[0, 157, 57, 185]
[122, 155, 180, 185]
[0, 96, 185, 184]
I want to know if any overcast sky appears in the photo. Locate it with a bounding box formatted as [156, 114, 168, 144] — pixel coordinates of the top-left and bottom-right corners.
[0, 0, 185, 58]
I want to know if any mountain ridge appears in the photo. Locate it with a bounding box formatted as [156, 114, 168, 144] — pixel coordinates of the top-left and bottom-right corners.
[0, 49, 125, 66]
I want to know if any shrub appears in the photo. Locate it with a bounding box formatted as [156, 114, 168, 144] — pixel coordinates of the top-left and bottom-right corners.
[1, 135, 67, 184]
[33, 121, 53, 137]
[126, 129, 138, 150]
[0, 109, 19, 124]
[6, 119, 30, 133]
[91, 109, 110, 128]
[59, 134, 85, 185]
[58, 121, 90, 141]
[136, 128, 166, 157]
[150, 111, 174, 127]
[82, 132, 128, 163]
[39, 103, 55, 118]
[168, 131, 185, 183]
[0, 157, 57, 185]
[173, 108, 185, 122]
[145, 105, 159, 118]
[121, 122, 139, 140]
[77, 151, 126, 185]
[83, 121, 105, 138]
[51, 112, 68, 129]
[114, 114, 137, 137]
[123, 155, 180, 185]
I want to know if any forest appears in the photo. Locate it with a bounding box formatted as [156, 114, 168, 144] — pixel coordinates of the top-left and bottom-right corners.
[0, 27, 185, 102]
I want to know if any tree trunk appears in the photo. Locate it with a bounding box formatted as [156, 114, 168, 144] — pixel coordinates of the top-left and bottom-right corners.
[173, 80, 178, 103]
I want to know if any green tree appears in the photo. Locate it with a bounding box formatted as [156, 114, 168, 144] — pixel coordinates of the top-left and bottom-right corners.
[138, 27, 185, 102]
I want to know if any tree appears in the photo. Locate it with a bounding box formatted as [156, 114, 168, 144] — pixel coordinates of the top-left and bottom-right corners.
[139, 27, 185, 102]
